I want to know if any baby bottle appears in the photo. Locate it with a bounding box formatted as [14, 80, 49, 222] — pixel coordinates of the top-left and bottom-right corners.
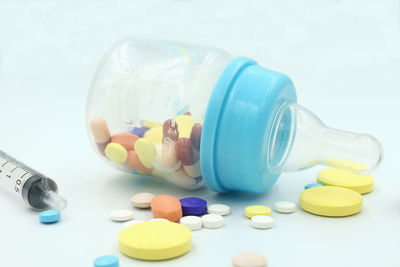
[86, 38, 383, 193]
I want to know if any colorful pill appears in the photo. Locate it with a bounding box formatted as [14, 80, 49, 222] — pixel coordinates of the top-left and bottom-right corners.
[176, 138, 201, 177]
[130, 126, 149, 138]
[134, 138, 156, 169]
[111, 132, 139, 151]
[126, 151, 152, 174]
[130, 192, 155, 208]
[160, 119, 180, 170]
[304, 183, 323, 190]
[93, 255, 119, 267]
[119, 221, 192, 260]
[179, 197, 207, 216]
[105, 143, 128, 163]
[39, 209, 61, 224]
[245, 205, 271, 218]
[317, 168, 374, 194]
[151, 195, 182, 222]
[300, 186, 363, 217]
[176, 115, 195, 138]
[90, 117, 111, 143]
[143, 126, 163, 144]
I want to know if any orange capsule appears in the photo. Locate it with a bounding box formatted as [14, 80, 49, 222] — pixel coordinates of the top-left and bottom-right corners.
[151, 195, 182, 222]
[111, 132, 139, 151]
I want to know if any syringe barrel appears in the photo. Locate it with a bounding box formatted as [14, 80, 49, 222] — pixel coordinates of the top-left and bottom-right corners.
[0, 150, 58, 210]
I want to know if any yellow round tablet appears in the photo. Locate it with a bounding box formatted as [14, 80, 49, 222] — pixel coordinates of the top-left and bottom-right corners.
[104, 143, 128, 163]
[317, 168, 374, 194]
[300, 186, 362, 217]
[119, 221, 192, 260]
[245, 205, 271, 218]
[144, 126, 163, 144]
[134, 138, 156, 169]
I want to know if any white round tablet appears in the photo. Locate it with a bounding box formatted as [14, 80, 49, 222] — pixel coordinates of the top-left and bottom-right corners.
[109, 209, 134, 222]
[274, 201, 296, 213]
[180, 216, 202, 231]
[207, 204, 230, 216]
[149, 218, 169, 222]
[251, 215, 273, 229]
[202, 214, 224, 229]
[122, 219, 144, 228]
[130, 192, 155, 208]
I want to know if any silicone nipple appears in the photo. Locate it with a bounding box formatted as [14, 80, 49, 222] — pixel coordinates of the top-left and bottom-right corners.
[268, 101, 383, 174]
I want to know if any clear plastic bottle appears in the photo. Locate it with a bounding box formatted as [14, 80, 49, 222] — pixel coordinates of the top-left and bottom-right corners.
[86, 38, 383, 193]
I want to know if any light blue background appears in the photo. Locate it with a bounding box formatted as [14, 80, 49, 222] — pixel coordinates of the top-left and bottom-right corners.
[0, 1, 399, 266]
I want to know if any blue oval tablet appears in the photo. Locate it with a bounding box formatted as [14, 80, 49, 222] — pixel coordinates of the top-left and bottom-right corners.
[39, 209, 61, 224]
[94, 255, 119, 267]
[304, 183, 323, 190]
[180, 197, 207, 216]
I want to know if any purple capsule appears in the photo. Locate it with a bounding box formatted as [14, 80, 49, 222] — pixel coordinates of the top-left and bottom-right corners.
[179, 197, 207, 216]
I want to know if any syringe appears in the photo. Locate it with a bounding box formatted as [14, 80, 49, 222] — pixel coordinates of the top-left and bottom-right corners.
[0, 150, 67, 210]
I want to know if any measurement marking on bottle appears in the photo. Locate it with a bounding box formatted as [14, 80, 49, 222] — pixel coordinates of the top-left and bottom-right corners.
[1, 161, 9, 167]
[11, 166, 19, 172]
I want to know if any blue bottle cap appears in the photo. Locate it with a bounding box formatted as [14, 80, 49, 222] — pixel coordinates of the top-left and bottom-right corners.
[201, 57, 297, 193]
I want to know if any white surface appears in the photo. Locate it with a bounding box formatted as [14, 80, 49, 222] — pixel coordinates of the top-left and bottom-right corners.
[0, 1, 399, 267]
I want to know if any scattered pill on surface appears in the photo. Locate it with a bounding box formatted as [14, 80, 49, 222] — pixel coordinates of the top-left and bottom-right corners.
[232, 252, 268, 267]
[109, 209, 134, 222]
[123, 220, 144, 228]
[130, 192, 155, 208]
[202, 214, 224, 229]
[39, 209, 61, 224]
[180, 216, 202, 231]
[90, 117, 111, 144]
[93, 255, 119, 267]
[317, 168, 374, 194]
[180, 197, 207, 216]
[207, 204, 230, 216]
[151, 195, 183, 222]
[119, 221, 192, 260]
[304, 183, 323, 190]
[274, 201, 296, 213]
[251, 215, 274, 229]
[105, 143, 128, 163]
[143, 126, 163, 144]
[245, 205, 271, 219]
[126, 151, 152, 174]
[300, 186, 363, 217]
[149, 218, 170, 222]
[134, 138, 157, 168]
[111, 132, 139, 151]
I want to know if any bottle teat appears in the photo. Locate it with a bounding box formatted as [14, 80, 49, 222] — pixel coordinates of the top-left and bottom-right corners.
[268, 101, 383, 174]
